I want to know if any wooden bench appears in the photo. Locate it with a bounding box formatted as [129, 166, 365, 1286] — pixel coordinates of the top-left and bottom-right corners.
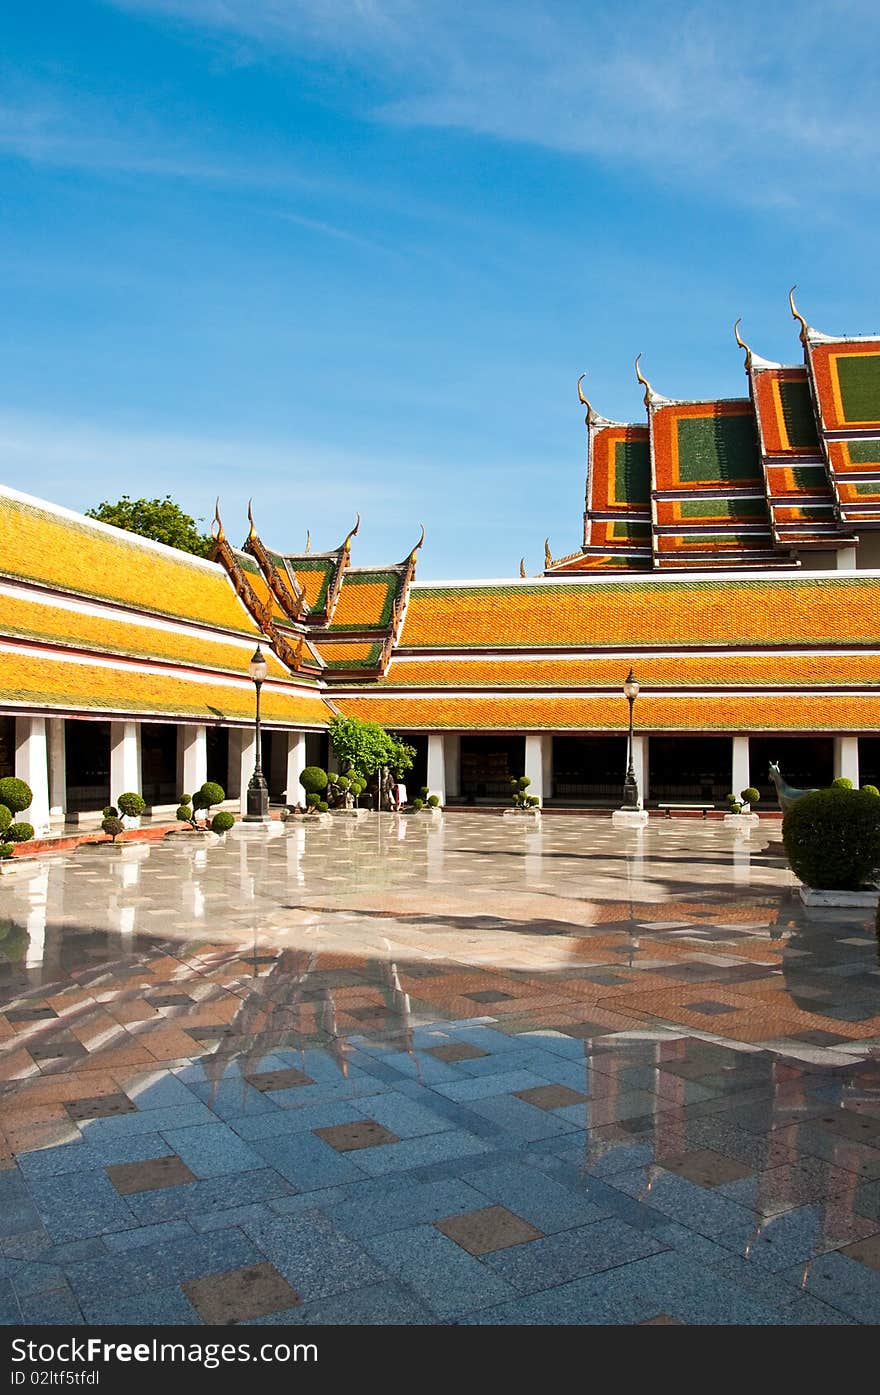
[656, 803, 716, 819]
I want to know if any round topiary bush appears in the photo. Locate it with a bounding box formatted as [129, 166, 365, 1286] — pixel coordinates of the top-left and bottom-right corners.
[518, 776, 531, 790]
[193, 781, 225, 810]
[179, 794, 191, 804]
[6, 823, 34, 844]
[411, 798, 424, 811]
[427, 794, 440, 808]
[0, 778, 32, 815]
[176, 804, 193, 822]
[300, 767, 329, 796]
[864, 784, 880, 797]
[832, 776, 854, 790]
[317, 800, 329, 813]
[741, 787, 760, 805]
[783, 787, 880, 890]
[0, 843, 13, 860]
[0, 806, 11, 835]
[211, 811, 235, 834]
[117, 792, 146, 818]
[101, 817, 124, 841]
[103, 805, 118, 819]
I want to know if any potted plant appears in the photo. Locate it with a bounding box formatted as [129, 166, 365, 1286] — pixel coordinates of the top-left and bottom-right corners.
[503, 775, 541, 818]
[783, 785, 880, 907]
[724, 786, 761, 828]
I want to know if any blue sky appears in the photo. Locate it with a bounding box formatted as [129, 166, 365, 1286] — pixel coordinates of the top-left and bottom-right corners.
[2, 1, 879, 578]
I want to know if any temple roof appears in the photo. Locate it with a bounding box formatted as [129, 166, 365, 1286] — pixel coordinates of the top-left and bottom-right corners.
[332, 692, 880, 733]
[392, 574, 880, 651]
[0, 488, 256, 635]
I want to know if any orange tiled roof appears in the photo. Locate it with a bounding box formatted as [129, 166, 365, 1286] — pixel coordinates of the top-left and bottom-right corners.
[0, 490, 255, 634]
[397, 575, 880, 651]
[333, 692, 880, 732]
[809, 338, 880, 431]
[328, 570, 404, 631]
[375, 652, 880, 690]
[0, 589, 292, 680]
[0, 643, 331, 726]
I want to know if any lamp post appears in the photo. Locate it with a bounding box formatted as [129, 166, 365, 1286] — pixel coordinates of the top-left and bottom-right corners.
[622, 667, 641, 810]
[244, 645, 270, 822]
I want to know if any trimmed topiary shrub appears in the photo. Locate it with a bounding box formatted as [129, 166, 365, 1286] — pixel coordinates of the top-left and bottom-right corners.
[783, 787, 880, 890]
[510, 775, 537, 810]
[179, 794, 192, 805]
[101, 816, 124, 842]
[863, 784, 880, 797]
[0, 778, 32, 815]
[741, 787, 760, 806]
[427, 794, 440, 808]
[6, 823, 34, 844]
[117, 792, 146, 818]
[175, 804, 193, 823]
[0, 806, 11, 835]
[103, 805, 118, 819]
[300, 767, 329, 797]
[0, 843, 13, 860]
[411, 798, 424, 812]
[211, 811, 235, 834]
[193, 781, 225, 811]
[832, 776, 854, 790]
[317, 800, 329, 814]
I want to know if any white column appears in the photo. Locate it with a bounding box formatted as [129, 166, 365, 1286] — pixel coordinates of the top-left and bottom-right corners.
[444, 734, 461, 798]
[110, 721, 141, 800]
[47, 718, 66, 821]
[427, 733, 446, 806]
[178, 724, 207, 800]
[239, 727, 257, 816]
[524, 733, 552, 806]
[836, 547, 857, 571]
[14, 717, 50, 836]
[285, 732, 307, 806]
[731, 735, 750, 800]
[542, 733, 553, 801]
[834, 735, 860, 786]
[632, 734, 648, 808]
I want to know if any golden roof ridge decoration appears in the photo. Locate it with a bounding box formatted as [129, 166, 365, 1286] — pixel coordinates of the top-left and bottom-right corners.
[734, 318, 782, 373]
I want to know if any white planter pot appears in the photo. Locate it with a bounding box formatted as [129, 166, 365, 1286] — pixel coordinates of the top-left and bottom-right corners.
[503, 808, 541, 819]
[723, 813, 760, 829]
[798, 885, 880, 908]
[611, 809, 649, 827]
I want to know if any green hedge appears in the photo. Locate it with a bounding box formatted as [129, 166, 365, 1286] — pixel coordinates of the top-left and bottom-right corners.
[783, 787, 880, 890]
[0, 778, 32, 815]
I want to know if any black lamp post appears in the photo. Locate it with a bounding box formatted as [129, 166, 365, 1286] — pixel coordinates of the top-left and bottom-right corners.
[244, 645, 270, 822]
[621, 667, 641, 810]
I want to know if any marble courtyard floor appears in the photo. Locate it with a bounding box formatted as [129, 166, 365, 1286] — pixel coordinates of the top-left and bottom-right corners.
[0, 812, 879, 1326]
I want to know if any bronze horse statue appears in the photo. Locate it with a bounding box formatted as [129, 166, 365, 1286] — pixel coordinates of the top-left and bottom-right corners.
[767, 761, 817, 814]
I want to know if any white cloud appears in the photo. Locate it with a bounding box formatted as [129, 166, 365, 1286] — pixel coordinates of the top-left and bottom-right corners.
[104, 0, 880, 208]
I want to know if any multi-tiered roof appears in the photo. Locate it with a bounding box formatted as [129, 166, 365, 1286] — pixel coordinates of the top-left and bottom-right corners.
[545, 292, 880, 575]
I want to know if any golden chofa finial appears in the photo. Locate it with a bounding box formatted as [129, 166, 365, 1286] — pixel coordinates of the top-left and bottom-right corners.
[212, 497, 226, 544]
[343, 512, 361, 552]
[789, 285, 809, 344]
[544, 538, 552, 568]
[733, 317, 753, 372]
[634, 353, 653, 406]
[305, 529, 311, 554]
[519, 558, 526, 578]
[409, 522, 426, 565]
[577, 373, 595, 422]
[246, 498, 257, 541]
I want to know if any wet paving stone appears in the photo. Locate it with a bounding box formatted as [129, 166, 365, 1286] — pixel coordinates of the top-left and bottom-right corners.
[1, 814, 879, 1324]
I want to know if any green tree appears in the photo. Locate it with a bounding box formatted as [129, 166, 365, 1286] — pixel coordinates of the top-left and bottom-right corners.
[327, 715, 415, 780]
[85, 496, 212, 557]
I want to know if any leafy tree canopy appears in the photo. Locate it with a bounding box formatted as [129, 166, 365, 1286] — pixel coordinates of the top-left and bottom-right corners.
[327, 715, 415, 780]
[85, 495, 212, 557]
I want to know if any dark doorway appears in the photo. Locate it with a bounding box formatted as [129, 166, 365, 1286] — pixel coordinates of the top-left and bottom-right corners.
[749, 736, 834, 806]
[406, 736, 428, 795]
[459, 736, 526, 802]
[306, 731, 328, 771]
[0, 717, 13, 779]
[140, 724, 177, 806]
[859, 737, 880, 789]
[206, 727, 229, 789]
[552, 736, 627, 805]
[649, 736, 731, 805]
[65, 720, 110, 811]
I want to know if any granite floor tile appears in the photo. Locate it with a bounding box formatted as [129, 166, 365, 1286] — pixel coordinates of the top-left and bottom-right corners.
[184, 1262, 300, 1324]
[159, 1123, 264, 1178]
[106, 1155, 197, 1195]
[361, 1223, 516, 1319]
[481, 1215, 667, 1293]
